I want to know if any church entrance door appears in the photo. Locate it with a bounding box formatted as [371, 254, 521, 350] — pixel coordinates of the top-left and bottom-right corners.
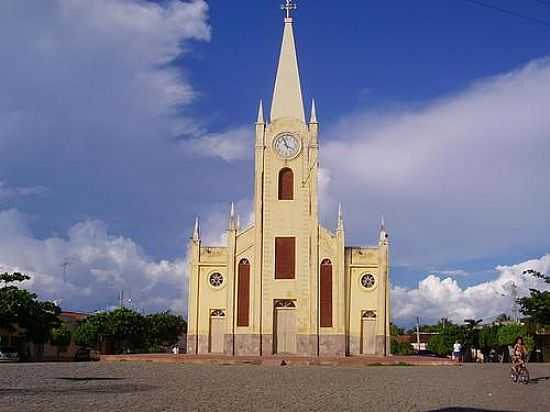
[274, 301, 296, 354]
[361, 311, 377, 355]
[209, 310, 225, 354]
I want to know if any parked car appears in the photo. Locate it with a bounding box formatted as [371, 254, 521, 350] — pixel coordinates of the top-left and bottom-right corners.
[0, 346, 20, 363]
[74, 347, 100, 362]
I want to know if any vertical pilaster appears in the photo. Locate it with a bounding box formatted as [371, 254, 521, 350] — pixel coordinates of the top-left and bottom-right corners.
[308, 103, 320, 355]
[254, 103, 265, 354]
[186, 237, 200, 354]
[376, 227, 390, 356]
[225, 221, 237, 355]
[335, 207, 345, 346]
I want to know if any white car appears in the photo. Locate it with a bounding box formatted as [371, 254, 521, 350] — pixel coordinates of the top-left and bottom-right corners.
[0, 346, 20, 362]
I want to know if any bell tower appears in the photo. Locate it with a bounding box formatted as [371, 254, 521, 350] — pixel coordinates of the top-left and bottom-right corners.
[254, 1, 321, 355]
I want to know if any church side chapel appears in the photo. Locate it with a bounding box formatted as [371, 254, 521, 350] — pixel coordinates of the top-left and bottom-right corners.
[187, 1, 390, 357]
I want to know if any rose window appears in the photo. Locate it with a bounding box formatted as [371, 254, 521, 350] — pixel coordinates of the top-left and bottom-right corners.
[209, 272, 224, 287]
[361, 273, 376, 289]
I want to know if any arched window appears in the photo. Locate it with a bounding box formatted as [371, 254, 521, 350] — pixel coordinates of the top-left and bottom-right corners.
[320, 259, 333, 327]
[237, 259, 250, 327]
[278, 168, 294, 200]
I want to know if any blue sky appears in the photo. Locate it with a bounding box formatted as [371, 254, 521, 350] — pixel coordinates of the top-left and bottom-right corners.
[1, 0, 550, 325]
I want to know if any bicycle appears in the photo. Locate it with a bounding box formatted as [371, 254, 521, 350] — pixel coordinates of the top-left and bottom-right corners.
[510, 357, 529, 384]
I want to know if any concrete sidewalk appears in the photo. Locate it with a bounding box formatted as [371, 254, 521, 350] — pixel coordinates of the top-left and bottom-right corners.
[101, 353, 456, 367]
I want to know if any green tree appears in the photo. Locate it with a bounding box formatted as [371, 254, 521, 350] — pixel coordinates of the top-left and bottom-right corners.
[427, 323, 464, 356]
[390, 323, 404, 337]
[144, 312, 186, 352]
[74, 308, 146, 353]
[518, 269, 550, 326]
[478, 325, 498, 352]
[497, 323, 534, 351]
[73, 316, 102, 347]
[389, 323, 413, 355]
[0, 272, 60, 344]
[50, 324, 72, 359]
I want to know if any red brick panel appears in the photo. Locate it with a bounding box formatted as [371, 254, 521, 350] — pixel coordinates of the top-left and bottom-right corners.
[275, 237, 295, 279]
[237, 259, 250, 327]
[278, 168, 294, 200]
[320, 259, 333, 327]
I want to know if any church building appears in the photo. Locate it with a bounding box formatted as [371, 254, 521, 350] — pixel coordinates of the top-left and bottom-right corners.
[187, 1, 390, 357]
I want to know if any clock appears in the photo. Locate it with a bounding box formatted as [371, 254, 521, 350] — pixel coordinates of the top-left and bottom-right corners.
[273, 133, 301, 159]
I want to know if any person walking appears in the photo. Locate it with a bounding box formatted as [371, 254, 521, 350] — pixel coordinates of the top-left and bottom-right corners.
[452, 341, 462, 363]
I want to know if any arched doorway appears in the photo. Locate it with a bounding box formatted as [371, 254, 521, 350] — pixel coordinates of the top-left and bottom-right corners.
[209, 309, 225, 354]
[361, 310, 376, 355]
[274, 300, 296, 354]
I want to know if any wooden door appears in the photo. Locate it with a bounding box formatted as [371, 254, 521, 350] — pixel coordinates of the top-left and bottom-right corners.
[275, 302, 296, 354]
[209, 312, 225, 354]
[361, 318, 376, 355]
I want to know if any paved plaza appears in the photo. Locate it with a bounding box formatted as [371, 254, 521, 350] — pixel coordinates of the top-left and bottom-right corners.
[0, 362, 548, 411]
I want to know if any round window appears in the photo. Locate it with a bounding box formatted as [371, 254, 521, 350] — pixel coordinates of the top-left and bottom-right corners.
[360, 273, 376, 289]
[209, 272, 224, 287]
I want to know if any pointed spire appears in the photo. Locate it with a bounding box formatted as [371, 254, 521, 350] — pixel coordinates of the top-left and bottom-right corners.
[381, 216, 386, 231]
[192, 216, 200, 241]
[228, 202, 236, 231]
[270, 9, 305, 122]
[337, 202, 344, 232]
[256, 100, 265, 124]
[236, 215, 241, 231]
[310, 99, 318, 124]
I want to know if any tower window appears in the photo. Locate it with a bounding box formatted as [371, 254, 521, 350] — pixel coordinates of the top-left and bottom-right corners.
[237, 259, 250, 327]
[320, 259, 333, 327]
[275, 237, 295, 279]
[278, 168, 294, 200]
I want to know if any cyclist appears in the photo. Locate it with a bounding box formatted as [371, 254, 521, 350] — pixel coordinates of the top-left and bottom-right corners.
[511, 336, 528, 381]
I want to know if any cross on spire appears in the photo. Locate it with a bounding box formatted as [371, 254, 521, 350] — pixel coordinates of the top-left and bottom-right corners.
[281, 0, 297, 19]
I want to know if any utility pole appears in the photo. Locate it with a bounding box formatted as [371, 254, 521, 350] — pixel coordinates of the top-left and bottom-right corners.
[416, 317, 421, 354]
[61, 259, 72, 284]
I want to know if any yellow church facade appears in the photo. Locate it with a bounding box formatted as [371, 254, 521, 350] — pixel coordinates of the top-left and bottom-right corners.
[187, 3, 390, 357]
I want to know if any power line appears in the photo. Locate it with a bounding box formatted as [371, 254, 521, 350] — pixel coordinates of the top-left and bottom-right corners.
[461, 0, 550, 28]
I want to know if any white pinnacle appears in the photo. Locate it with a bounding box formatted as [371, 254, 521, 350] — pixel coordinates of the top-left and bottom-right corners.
[310, 99, 318, 124]
[192, 216, 200, 241]
[257, 100, 264, 124]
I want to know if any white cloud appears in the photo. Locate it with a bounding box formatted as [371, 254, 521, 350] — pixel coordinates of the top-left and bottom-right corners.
[322, 58, 550, 265]
[0, 1, 212, 256]
[185, 126, 253, 161]
[0, 208, 186, 314]
[392, 254, 550, 326]
[0, 181, 48, 202]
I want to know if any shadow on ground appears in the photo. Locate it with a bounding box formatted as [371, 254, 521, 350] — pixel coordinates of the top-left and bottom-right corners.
[429, 409, 515, 412]
[0, 383, 156, 396]
[55, 377, 125, 381]
[530, 375, 550, 383]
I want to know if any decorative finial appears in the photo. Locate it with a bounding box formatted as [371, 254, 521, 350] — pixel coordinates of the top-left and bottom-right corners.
[337, 202, 344, 231]
[381, 216, 386, 231]
[310, 99, 318, 124]
[192, 216, 200, 241]
[281, 0, 297, 20]
[257, 100, 264, 124]
[228, 202, 236, 231]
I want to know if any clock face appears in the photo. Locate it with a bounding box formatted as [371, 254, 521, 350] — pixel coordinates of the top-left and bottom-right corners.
[273, 133, 301, 159]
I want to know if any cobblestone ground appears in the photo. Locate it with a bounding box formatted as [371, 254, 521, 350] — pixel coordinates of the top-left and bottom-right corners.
[0, 362, 548, 411]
